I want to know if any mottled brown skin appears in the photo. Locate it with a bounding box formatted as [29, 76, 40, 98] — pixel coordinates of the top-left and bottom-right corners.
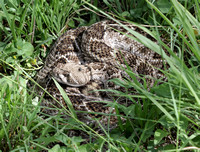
[36, 26, 87, 86]
[42, 81, 117, 128]
[37, 20, 168, 129]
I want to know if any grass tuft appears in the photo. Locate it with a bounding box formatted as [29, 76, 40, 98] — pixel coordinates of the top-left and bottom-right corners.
[0, 0, 200, 151]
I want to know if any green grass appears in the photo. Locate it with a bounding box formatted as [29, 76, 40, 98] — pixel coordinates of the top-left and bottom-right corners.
[0, 0, 200, 151]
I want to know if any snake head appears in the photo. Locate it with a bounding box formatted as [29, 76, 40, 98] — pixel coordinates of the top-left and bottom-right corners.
[52, 62, 91, 87]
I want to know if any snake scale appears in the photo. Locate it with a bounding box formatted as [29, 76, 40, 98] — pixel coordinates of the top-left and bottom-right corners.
[36, 20, 167, 128]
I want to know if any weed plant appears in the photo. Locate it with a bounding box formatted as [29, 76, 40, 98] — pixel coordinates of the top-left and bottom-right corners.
[0, 0, 200, 151]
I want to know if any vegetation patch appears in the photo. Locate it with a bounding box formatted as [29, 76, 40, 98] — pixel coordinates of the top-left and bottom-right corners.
[0, 0, 200, 151]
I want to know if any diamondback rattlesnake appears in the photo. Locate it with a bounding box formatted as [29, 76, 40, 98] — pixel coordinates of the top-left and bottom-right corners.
[36, 20, 167, 128]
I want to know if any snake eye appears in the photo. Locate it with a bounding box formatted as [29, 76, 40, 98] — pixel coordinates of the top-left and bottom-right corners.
[64, 73, 69, 77]
[78, 67, 82, 71]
